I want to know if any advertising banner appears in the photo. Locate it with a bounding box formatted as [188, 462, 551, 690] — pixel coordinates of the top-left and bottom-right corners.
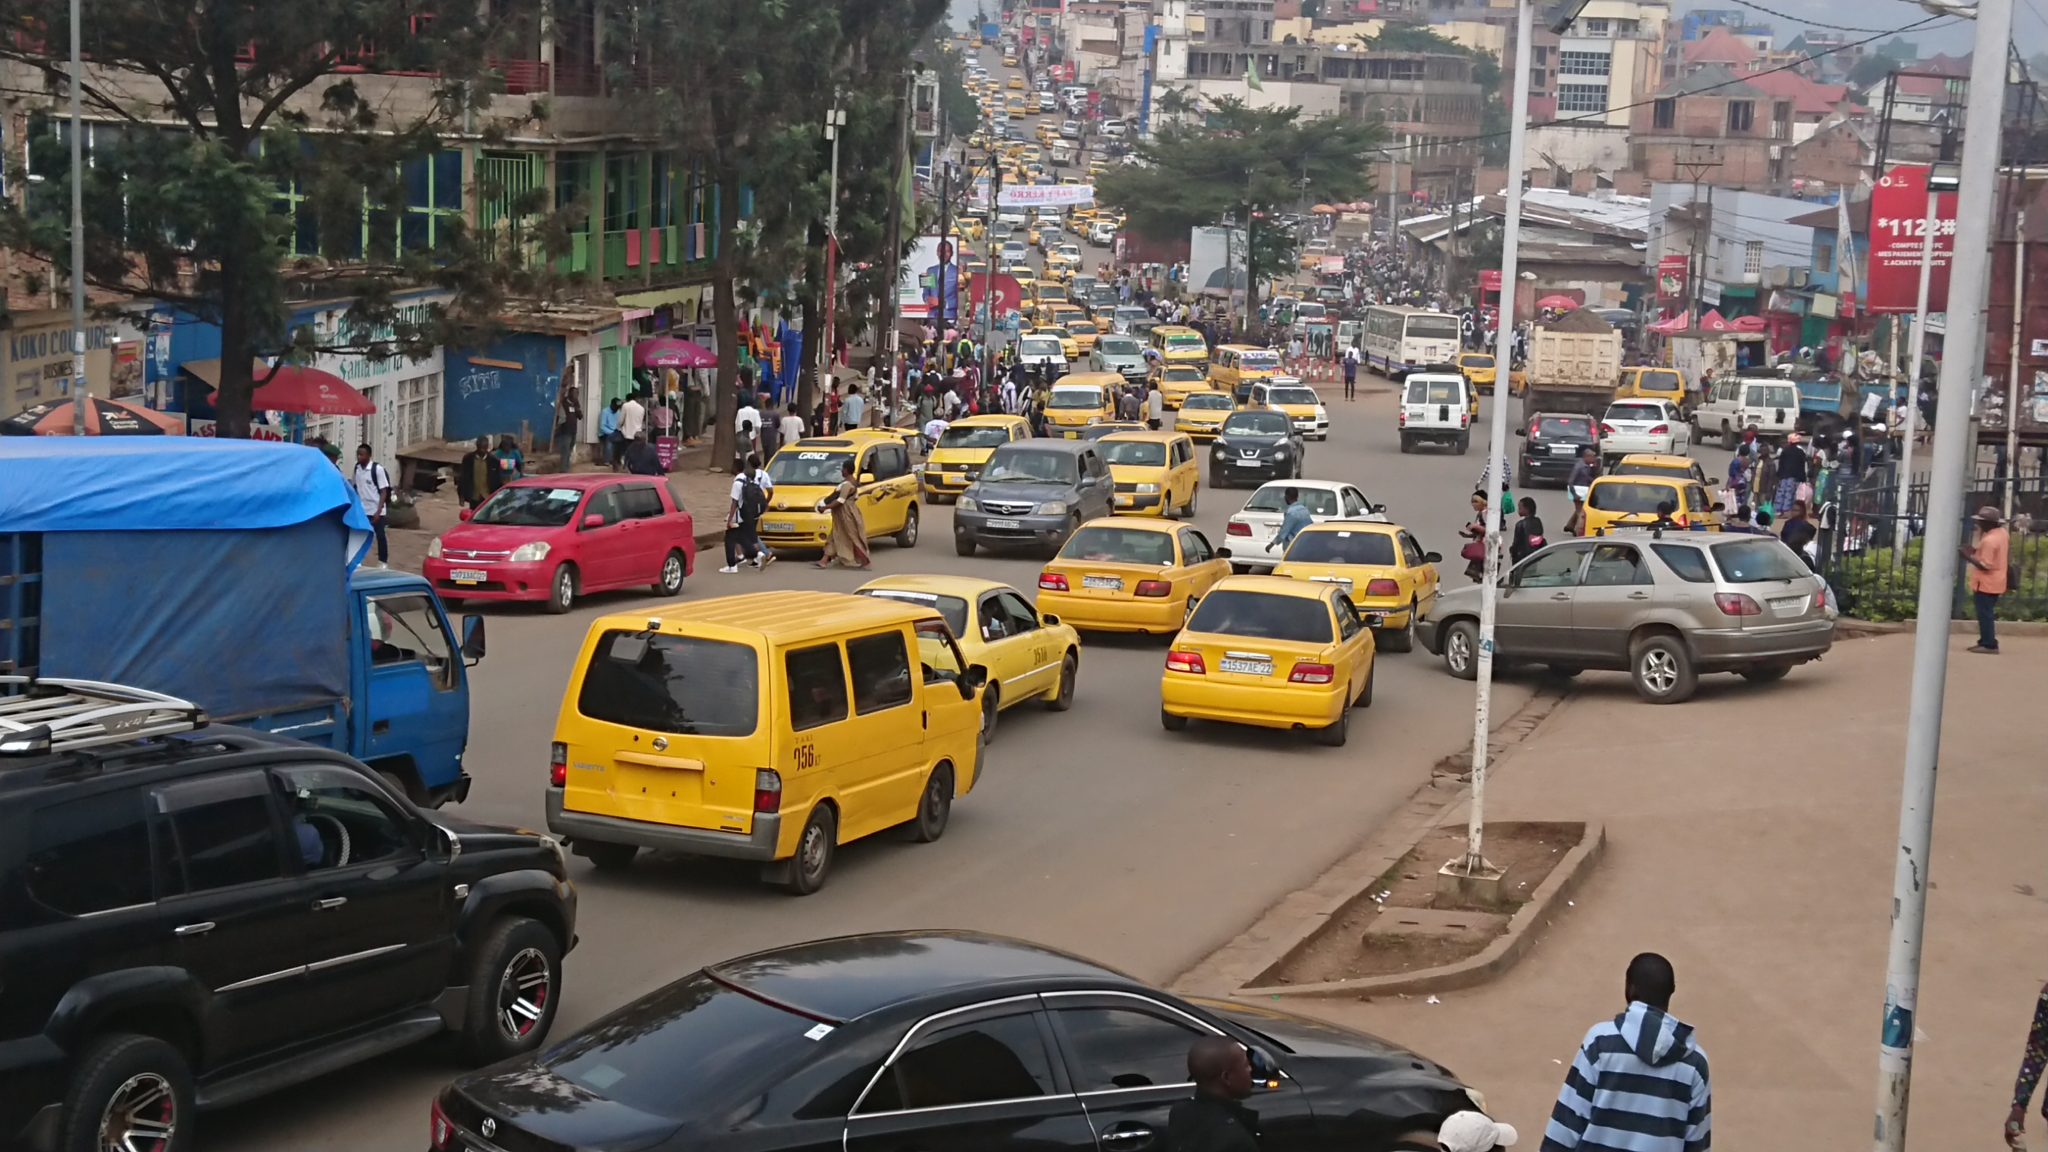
[1657, 254, 1689, 300]
[996, 184, 1096, 208]
[1867, 164, 1958, 314]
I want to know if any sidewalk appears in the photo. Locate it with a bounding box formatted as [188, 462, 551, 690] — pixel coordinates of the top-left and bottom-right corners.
[1287, 633, 2048, 1150]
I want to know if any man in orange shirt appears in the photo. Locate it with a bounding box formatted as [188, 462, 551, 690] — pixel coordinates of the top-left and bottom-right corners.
[1961, 505, 2011, 654]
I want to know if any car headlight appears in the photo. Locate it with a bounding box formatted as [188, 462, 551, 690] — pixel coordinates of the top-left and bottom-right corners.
[508, 541, 552, 563]
[1212, 444, 1228, 457]
[1315, 407, 1328, 420]
[1135, 483, 1159, 494]
[1037, 500, 1069, 516]
[426, 536, 443, 559]
[959, 496, 978, 511]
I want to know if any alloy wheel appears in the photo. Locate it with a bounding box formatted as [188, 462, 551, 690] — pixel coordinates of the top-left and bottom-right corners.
[1447, 628, 1472, 673]
[98, 1073, 176, 1152]
[1639, 649, 1679, 696]
[660, 554, 684, 593]
[498, 947, 553, 1041]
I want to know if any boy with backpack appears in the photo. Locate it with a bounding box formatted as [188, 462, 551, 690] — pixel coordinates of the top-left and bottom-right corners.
[720, 453, 776, 574]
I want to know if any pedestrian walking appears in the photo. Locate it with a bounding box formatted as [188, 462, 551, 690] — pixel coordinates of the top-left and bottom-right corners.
[719, 454, 775, 574]
[599, 398, 623, 469]
[1146, 380, 1165, 430]
[735, 394, 762, 460]
[1541, 952, 1710, 1152]
[1566, 448, 1599, 536]
[552, 376, 582, 471]
[352, 444, 394, 568]
[2005, 982, 2048, 1148]
[815, 460, 871, 569]
[839, 384, 868, 432]
[1510, 496, 1546, 565]
[455, 435, 498, 510]
[1342, 344, 1359, 400]
[1774, 433, 1808, 516]
[1962, 505, 2011, 655]
[492, 434, 525, 483]
[1166, 1037, 1262, 1152]
[1266, 487, 1314, 557]
[1459, 490, 1491, 581]
[621, 433, 665, 476]
[778, 403, 807, 454]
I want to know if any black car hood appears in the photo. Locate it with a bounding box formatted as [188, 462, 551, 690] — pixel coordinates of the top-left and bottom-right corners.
[449, 1065, 680, 1152]
[427, 811, 552, 855]
[1216, 433, 1289, 450]
[964, 479, 1077, 505]
[1194, 998, 1466, 1092]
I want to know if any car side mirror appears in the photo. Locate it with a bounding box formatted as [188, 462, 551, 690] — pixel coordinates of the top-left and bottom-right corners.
[859, 472, 877, 485]
[1041, 612, 1062, 627]
[1246, 1045, 1281, 1085]
[1215, 547, 1233, 559]
[1711, 501, 1726, 513]
[961, 664, 990, 698]
[460, 615, 486, 665]
[458, 506, 475, 521]
[1424, 551, 1443, 564]
[582, 514, 607, 529]
[1515, 427, 1527, 437]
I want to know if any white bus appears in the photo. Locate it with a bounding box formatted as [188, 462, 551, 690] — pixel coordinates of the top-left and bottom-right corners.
[1360, 306, 1462, 376]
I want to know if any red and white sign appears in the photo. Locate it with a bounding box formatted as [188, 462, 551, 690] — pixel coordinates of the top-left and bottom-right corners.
[967, 272, 1026, 318]
[996, 184, 1096, 208]
[1657, 254, 1688, 300]
[1867, 164, 1958, 314]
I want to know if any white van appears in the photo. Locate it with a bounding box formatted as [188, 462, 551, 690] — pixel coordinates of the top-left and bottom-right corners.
[1691, 375, 1799, 448]
[1397, 372, 1472, 455]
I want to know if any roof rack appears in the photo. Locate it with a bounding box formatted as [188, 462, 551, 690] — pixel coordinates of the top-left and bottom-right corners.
[0, 676, 209, 756]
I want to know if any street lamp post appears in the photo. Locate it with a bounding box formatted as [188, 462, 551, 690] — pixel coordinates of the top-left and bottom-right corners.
[1891, 162, 1957, 568]
[822, 100, 848, 412]
[1872, 0, 2015, 1145]
[67, 0, 86, 434]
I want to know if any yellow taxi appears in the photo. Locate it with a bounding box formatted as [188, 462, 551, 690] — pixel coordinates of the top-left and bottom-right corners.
[546, 591, 986, 894]
[1609, 452, 1711, 486]
[1616, 365, 1689, 410]
[1148, 324, 1210, 372]
[1207, 344, 1283, 402]
[856, 575, 1082, 736]
[1007, 75, 1024, 90]
[1042, 374, 1121, 437]
[1159, 575, 1377, 747]
[1582, 473, 1726, 537]
[1065, 318, 1101, 355]
[759, 431, 924, 553]
[1037, 123, 1060, 146]
[1004, 259, 1036, 280]
[920, 413, 1031, 501]
[1270, 521, 1442, 652]
[1037, 517, 1232, 635]
[1100, 430, 1200, 518]
[1174, 390, 1236, 439]
[1044, 245, 1080, 275]
[1018, 144, 1043, 165]
[1003, 51, 1018, 65]
[1029, 325, 1080, 361]
[1154, 362, 1215, 409]
[1035, 280, 1072, 310]
[1455, 352, 1499, 394]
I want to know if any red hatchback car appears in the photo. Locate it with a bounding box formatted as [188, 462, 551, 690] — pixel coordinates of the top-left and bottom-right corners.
[425, 475, 696, 612]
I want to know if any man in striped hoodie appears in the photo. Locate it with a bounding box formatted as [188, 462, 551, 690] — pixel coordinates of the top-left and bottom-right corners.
[1541, 953, 1711, 1152]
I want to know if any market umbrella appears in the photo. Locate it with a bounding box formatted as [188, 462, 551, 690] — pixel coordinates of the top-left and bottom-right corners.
[633, 336, 716, 370]
[1646, 314, 1691, 334]
[1536, 295, 1580, 311]
[1729, 314, 1768, 332]
[1697, 309, 1733, 334]
[1310, 204, 1337, 215]
[206, 364, 376, 415]
[0, 395, 184, 436]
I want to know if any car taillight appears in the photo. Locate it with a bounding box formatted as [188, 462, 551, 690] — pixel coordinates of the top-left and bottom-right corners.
[1460, 411, 1470, 427]
[430, 1099, 456, 1150]
[549, 741, 567, 788]
[1039, 572, 1069, 591]
[1675, 514, 1690, 528]
[1288, 662, 1336, 684]
[1135, 580, 1172, 597]
[1398, 409, 1407, 426]
[1648, 423, 1669, 435]
[1714, 593, 1763, 616]
[1227, 521, 1252, 536]
[1599, 423, 1616, 437]
[754, 768, 783, 814]
[1365, 578, 1401, 597]
[1166, 650, 1207, 674]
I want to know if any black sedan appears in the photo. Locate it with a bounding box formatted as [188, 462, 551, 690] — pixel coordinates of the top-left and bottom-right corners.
[1209, 410, 1306, 488]
[430, 931, 1484, 1152]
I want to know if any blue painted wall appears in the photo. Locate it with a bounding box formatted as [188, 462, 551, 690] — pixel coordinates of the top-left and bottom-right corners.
[144, 307, 223, 413]
[443, 332, 570, 442]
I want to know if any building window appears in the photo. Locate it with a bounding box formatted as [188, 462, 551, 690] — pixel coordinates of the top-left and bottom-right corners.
[1557, 84, 1609, 114]
[401, 150, 464, 252]
[1583, 17, 1609, 35]
[1652, 98, 1675, 129]
[1558, 50, 1610, 76]
[1817, 240, 1834, 270]
[1727, 100, 1754, 133]
[1744, 240, 1763, 276]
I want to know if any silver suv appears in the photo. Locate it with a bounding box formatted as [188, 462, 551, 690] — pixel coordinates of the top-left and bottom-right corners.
[1416, 530, 1834, 703]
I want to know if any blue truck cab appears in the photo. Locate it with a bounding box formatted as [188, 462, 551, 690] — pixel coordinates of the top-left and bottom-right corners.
[0, 437, 483, 805]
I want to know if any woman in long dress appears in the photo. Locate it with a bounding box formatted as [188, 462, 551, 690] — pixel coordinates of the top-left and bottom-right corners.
[817, 460, 872, 569]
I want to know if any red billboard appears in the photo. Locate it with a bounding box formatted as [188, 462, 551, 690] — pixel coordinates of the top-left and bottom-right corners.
[1867, 164, 1959, 314]
[966, 271, 1026, 319]
[1657, 254, 1688, 300]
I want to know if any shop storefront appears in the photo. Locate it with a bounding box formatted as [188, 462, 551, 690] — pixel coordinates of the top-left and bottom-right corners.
[3, 310, 146, 421]
[444, 304, 627, 457]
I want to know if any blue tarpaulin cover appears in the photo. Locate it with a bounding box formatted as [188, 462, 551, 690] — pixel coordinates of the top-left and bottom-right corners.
[0, 437, 368, 719]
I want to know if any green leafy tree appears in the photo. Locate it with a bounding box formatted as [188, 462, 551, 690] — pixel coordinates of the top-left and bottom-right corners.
[0, 0, 552, 436]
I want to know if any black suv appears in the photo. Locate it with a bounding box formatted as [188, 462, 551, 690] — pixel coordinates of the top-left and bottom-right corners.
[0, 678, 577, 1152]
[1515, 411, 1599, 489]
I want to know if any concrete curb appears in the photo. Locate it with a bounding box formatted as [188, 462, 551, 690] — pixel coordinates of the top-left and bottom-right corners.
[1835, 617, 2048, 640]
[1170, 684, 1576, 1000]
[1235, 822, 1605, 1001]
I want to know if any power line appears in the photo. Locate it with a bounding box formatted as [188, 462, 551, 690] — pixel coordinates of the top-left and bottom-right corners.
[1709, 0, 1944, 36]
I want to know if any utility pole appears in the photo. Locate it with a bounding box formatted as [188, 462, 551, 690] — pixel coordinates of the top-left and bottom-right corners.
[937, 160, 955, 368]
[1872, 0, 2015, 1143]
[67, 0, 86, 434]
[1675, 152, 1722, 324]
[983, 164, 1003, 370]
[877, 71, 912, 423]
[821, 96, 848, 402]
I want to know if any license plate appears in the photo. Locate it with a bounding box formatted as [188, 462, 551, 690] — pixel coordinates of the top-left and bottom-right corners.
[450, 568, 487, 584]
[987, 518, 1022, 530]
[1082, 574, 1123, 590]
[1064, 431, 1080, 439]
[764, 521, 795, 533]
[1550, 444, 1578, 455]
[1219, 657, 1273, 676]
[1769, 596, 1807, 616]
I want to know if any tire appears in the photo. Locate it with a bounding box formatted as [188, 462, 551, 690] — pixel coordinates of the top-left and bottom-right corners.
[1381, 601, 1416, 653]
[545, 563, 577, 614]
[1353, 665, 1374, 709]
[1721, 422, 1737, 451]
[1515, 457, 1530, 488]
[1045, 652, 1078, 710]
[980, 683, 1001, 743]
[909, 763, 954, 843]
[954, 534, 977, 557]
[1630, 633, 1697, 704]
[1444, 619, 1479, 681]
[1160, 707, 1188, 731]
[1315, 707, 1349, 746]
[781, 806, 837, 895]
[1741, 664, 1792, 683]
[896, 504, 921, 548]
[1186, 487, 1198, 516]
[1455, 434, 1471, 455]
[60, 1033, 194, 1152]
[654, 549, 686, 596]
[1399, 433, 1414, 454]
[460, 916, 563, 1063]
[580, 839, 637, 872]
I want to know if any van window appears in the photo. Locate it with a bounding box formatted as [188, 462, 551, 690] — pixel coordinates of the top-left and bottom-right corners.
[1588, 481, 1676, 514]
[847, 632, 914, 715]
[579, 632, 760, 737]
[785, 645, 850, 732]
[916, 620, 970, 685]
[1405, 378, 1462, 405]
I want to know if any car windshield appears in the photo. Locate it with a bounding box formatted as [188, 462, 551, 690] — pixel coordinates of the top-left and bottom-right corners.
[1039, 285, 1069, 302]
[1587, 481, 1676, 514]
[1405, 316, 1461, 339]
[1098, 337, 1140, 356]
[1164, 333, 1206, 349]
[1184, 393, 1233, 410]
[1462, 354, 1496, 368]
[1164, 367, 1207, 382]
[938, 425, 1012, 449]
[768, 450, 855, 486]
[1534, 417, 1597, 439]
[1295, 304, 1326, 319]
[1067, 321, 1095, 335]
[545, 970, 812, 1119]
[983, 450, 1075, 483]
[471, 485, 584, 527]
[1712, 539, 1811, 583]
[1245, 487, 1338, 514]
[1186, 589, 1334, 644]
[1286, 530, 1397, 565]
[1020, 338, 1063, 357]
[1406, 378, 1463, 404]
[1613, 459, 1695, 480]
[1060, 525, 1177, 565]
[1607, 403, 1666, 421]
[1048, 389, 1104, 409]
[858, 589, 970, 636]
[1100, 440, 1167, 466]
[1269, 387, 1318, 405]
[1638, 369, 1681, 390]
[1223, 411, 1289, 436]
[1239, 350, 1281, 369]
[577, 632, 759, 737]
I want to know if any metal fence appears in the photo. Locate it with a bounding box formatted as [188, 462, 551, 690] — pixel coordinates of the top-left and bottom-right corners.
[1817, 466, 2048, 623]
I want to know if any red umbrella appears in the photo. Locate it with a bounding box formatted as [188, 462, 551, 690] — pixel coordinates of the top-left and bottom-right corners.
[1646, 314, 1691, 334]
[1536, 295, 1580, 311]
[1729, 314, 1768, 332]
[1697, 309, 1733, 334]
[209, 364, 376, 415]
[634, 336, 716, 370]
[0, 395, 184, 436]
